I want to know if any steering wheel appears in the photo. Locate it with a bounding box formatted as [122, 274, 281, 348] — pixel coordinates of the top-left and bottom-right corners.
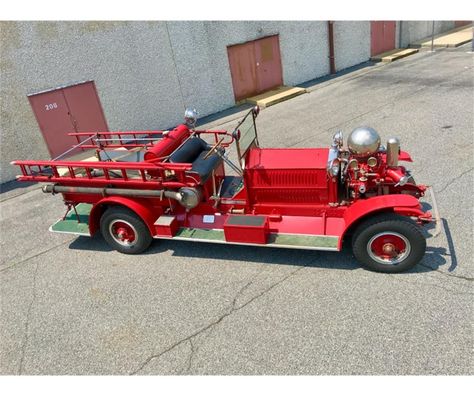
[203, 137, 224, 160]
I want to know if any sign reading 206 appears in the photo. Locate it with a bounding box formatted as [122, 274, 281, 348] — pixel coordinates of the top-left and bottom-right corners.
[45, 102, 58, 111]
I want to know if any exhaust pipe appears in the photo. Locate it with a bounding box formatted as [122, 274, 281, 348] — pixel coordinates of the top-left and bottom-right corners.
[386, 137, 400, 167]
[42, 184, 175, 198]
[41, 185, 200, 206]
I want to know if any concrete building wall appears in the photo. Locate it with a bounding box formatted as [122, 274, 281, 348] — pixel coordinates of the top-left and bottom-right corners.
[1, 21, 184, 183]
[0, 20, 373, 183]
[166, 20, 331, 114]
[333, 21, 370, 71]
[398, 21, 456, 48]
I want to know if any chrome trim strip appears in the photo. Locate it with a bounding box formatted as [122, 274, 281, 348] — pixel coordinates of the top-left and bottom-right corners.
[154, 230, 340, 251]
[153, 235, 339, 251]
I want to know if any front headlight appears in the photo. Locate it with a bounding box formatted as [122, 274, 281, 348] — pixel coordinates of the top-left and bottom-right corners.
[328, 158, 340, 177]
[184, 108, 198, 128]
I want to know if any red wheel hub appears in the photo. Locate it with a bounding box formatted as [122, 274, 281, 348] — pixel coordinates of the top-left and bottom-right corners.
[111, 221, 136, 243]
[370, 234, 407, 260]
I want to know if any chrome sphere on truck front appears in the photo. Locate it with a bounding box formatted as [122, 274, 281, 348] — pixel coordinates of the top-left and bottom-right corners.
[347, 127, 381, 157]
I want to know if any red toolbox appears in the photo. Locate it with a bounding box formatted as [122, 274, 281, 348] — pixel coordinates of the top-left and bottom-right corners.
[224, 215, 268, 244]
[154, 215, 179, 237]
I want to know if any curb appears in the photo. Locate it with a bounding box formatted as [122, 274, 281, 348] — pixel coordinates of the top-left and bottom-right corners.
[410, 24, 473, 49]
[245, 86, 307, 109]
[370, 48, 419, 63]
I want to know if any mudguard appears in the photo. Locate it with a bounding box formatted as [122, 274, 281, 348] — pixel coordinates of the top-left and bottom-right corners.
[399, 150, 413, 162]
[340, 194, 426, 249]
[89, 196, 159, 236]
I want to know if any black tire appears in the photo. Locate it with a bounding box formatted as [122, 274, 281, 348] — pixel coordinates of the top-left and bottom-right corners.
[351, 213, 426, 273]
[100, 206, 152, 254]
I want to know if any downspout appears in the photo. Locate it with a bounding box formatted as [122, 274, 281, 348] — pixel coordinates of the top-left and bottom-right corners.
[328, 21, 336, 74]
[398, 20, 403, 48]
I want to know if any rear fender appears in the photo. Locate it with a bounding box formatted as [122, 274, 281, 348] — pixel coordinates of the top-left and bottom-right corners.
[340, 194, 425, 249]
[89, 197, 158, 236]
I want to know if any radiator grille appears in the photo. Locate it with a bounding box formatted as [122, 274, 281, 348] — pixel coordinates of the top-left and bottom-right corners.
[252, 188, 328, 203]
[247, 169, 328, 203]
[249, 169, 323, 187]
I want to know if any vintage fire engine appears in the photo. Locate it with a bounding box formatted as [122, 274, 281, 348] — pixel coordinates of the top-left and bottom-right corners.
[12, 107, 440, 273]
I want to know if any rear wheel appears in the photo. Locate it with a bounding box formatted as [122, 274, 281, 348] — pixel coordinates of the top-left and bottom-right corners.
[100, 206, 152, 254]
[352, 213, 426, 273]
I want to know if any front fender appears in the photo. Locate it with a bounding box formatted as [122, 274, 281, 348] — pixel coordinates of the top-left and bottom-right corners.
[340, 194, 426, 249]
[89, 196, 159, 236]
[399, 150, 413, 162]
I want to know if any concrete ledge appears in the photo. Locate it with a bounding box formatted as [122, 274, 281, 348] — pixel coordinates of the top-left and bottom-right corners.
[246, 86, 306, 109]
[371, 48, 419, 62]
[410, 24, 473, 48]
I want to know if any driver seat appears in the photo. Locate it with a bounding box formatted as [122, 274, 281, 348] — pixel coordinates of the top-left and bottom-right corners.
[169, 137, 223, 184]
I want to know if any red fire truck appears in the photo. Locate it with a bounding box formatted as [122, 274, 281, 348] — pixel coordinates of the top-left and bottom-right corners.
[12, 107, 440, 273]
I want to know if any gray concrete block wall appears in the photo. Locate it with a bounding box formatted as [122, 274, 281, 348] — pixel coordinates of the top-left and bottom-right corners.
[1, 20, 374, 184]
[398, 21, 456, 48]
[167, 21, 331, 114]
[333, 21, 370, 71]
[1, 21, 185, 183]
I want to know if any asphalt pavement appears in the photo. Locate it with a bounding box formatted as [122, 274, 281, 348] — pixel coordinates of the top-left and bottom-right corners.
[1, 44, 473, 375]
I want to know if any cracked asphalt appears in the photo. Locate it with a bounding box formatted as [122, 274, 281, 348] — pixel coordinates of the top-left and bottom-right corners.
[1, 45, 473, 375]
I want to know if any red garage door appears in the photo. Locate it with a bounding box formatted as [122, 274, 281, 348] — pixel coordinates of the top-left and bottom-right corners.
[371, 21, 396, 56]
[227, 35, 283, 102]
[28, 81, 108, 158]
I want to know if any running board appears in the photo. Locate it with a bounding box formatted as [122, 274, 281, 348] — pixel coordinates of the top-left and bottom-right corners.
[49, 203, 92, 236]
[50, 205, 340, 251]
[155, 227, 339, 251]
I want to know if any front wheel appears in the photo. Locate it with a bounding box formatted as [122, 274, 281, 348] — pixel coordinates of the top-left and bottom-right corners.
[351, 213, 426, 273]
[100, 206, 152, 254]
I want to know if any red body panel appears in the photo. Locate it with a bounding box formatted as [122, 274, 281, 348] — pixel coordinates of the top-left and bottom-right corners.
[245, 148, 333, 205]
[246, 147, 328, 169]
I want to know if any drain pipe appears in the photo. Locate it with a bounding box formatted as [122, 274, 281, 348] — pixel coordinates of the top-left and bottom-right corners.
[430, 21, 435, 52]
[398, 21, 403, 48]
[328, 21, 336, 74]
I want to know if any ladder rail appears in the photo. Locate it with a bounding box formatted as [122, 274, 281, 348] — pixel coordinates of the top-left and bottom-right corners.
[69, 130, 166, 150]
[11, 159, 194, 189]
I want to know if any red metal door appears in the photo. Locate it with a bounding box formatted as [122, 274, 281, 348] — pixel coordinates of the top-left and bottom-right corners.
[28, 81, 108, 158]
[62, 81, 108, 133]
[28, 89, 75, 158]
[254, 35, 283, 93]
[227, 35, 283, 101]
[371, 21, 396, 56]
[455, 21, 471, 27]
[227, 41, 258, 101]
